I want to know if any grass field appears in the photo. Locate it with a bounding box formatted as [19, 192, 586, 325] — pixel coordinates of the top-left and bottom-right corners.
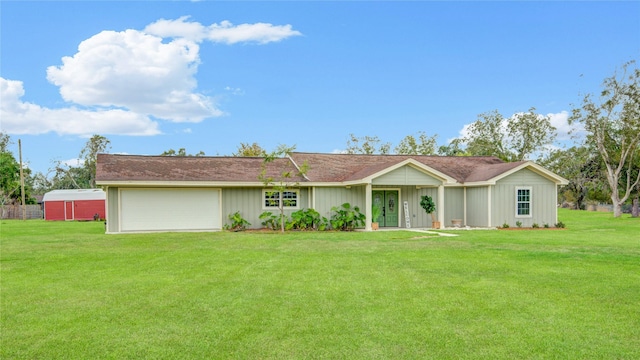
[1, 209, 639, 359]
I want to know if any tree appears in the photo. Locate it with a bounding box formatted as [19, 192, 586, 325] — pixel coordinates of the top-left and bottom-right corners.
[49, 163, 91, 189]
[438, 138, 467, 156]
[540, 146, 602, 210]
[395, 132, 438, 155]
[463, 110, 511, 160]
[30, 171, 53, 195]
[160, 148, 205, 157]
[464, 108, 557, 162]
[0, 151, 21, 208]
[570, 61, 640, 217]
[0, 133, 36, 214]
[345, 134, 391, 154]
[0, 132, 10, 153]
[627, 148, 640, 217]
[508, 108, 557, 161]
[233, 142, 266, 157]
[258, 144, 309, 233]
[80, 135, 111, 188]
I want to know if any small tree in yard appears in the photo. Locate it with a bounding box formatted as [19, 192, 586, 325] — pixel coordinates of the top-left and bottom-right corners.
[258, 145, 309, 233]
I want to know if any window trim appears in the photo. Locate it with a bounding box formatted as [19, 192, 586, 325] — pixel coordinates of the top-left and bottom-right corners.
[262, 189, 300, 210]
[515, 186, 532, 218]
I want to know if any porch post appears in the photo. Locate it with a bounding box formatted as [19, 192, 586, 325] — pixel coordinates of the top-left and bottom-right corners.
[463, 187, 467, 226]
[438, 185, 444, 229]
[487, 185, 492, 227]
[365, 183, 372, 231]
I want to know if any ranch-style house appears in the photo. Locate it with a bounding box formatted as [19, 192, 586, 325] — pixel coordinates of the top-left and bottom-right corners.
[96, 152, 568, 233]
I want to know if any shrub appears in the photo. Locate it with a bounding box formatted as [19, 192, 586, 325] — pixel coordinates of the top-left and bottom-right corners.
[259, 211, 281, 230]
[502, 222, 510, 228]
[532, 223, 539, 228]
[224, 211, 251, 231]
[544, 223, 550, 228]
[516, 221, 523, 228]
[287, 208, 328, 231]
[555, 221, 566, 229]
[330, 203, 366, 231]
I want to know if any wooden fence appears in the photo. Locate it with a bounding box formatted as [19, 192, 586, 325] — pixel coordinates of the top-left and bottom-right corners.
[1, 205, 44, 219]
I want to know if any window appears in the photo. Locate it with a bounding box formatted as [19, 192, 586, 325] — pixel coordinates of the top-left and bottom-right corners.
[516, 187, 532, 217]
[263, 190, 299, 209]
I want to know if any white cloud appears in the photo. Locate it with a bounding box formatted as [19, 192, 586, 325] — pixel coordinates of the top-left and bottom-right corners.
[4, 17, 301, 136]
[46, 29, 220, 122]
[547, 110, 584, 141]
[144, 16, 207, 41]
[144, 17, 302, 44]
[0, 78, 160, 136]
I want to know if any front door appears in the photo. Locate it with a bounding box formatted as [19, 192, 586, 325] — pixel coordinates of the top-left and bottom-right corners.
[372, 190, 399, 227]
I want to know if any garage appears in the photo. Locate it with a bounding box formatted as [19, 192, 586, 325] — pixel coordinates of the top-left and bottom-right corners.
[119, 188, 221, 232]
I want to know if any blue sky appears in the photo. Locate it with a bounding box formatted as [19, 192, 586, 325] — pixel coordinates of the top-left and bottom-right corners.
[1, 1, 639, 175]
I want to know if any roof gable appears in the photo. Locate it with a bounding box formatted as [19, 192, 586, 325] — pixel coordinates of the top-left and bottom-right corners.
[364, 159, 457, 184]
[371, 161, 449, 186]
[490, 161, 569, 185]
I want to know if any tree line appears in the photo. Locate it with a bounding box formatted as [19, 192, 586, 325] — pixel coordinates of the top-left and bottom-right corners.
[1, 61, 638, 217]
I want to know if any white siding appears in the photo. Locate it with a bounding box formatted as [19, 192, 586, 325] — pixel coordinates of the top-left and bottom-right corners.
[444, 187, 464, 226]
[106, 187, 119, 233]
[493, 168, 559, 227]
[373, 165, 442, 186]
[407, 187, 439, 228]
[466, 187, 489, 227]
[314, 187, 366, 220]
[221, 187, 310, 229]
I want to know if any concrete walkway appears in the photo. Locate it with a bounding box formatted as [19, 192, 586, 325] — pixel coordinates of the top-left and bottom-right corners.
[405, 228, 459, 237]
[370, 227, 459, 237]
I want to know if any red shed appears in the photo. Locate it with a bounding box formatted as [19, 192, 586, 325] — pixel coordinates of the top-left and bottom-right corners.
[43, 189, 106, 221]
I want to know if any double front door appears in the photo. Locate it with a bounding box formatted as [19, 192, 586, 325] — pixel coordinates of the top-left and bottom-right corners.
[372, 190, 399, 227]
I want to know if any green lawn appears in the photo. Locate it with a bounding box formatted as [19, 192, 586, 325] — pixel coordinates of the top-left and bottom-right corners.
[1, 209, 639, 359]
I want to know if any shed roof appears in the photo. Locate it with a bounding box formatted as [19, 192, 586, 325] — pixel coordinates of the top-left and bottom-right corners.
[43, 189, 106, 201]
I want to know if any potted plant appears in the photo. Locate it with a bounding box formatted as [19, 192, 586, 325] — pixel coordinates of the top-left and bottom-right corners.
[371, 204, 382, 230]
[420, 195, 440, 229]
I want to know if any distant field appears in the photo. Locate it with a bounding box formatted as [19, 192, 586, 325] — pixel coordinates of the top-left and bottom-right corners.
[1, 209, 639, 359]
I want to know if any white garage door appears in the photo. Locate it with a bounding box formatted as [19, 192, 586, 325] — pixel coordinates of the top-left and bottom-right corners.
[120, 188, 221, 232]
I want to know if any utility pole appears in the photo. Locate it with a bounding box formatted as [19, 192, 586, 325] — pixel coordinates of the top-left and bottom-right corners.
[19, 139, 26, 220]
